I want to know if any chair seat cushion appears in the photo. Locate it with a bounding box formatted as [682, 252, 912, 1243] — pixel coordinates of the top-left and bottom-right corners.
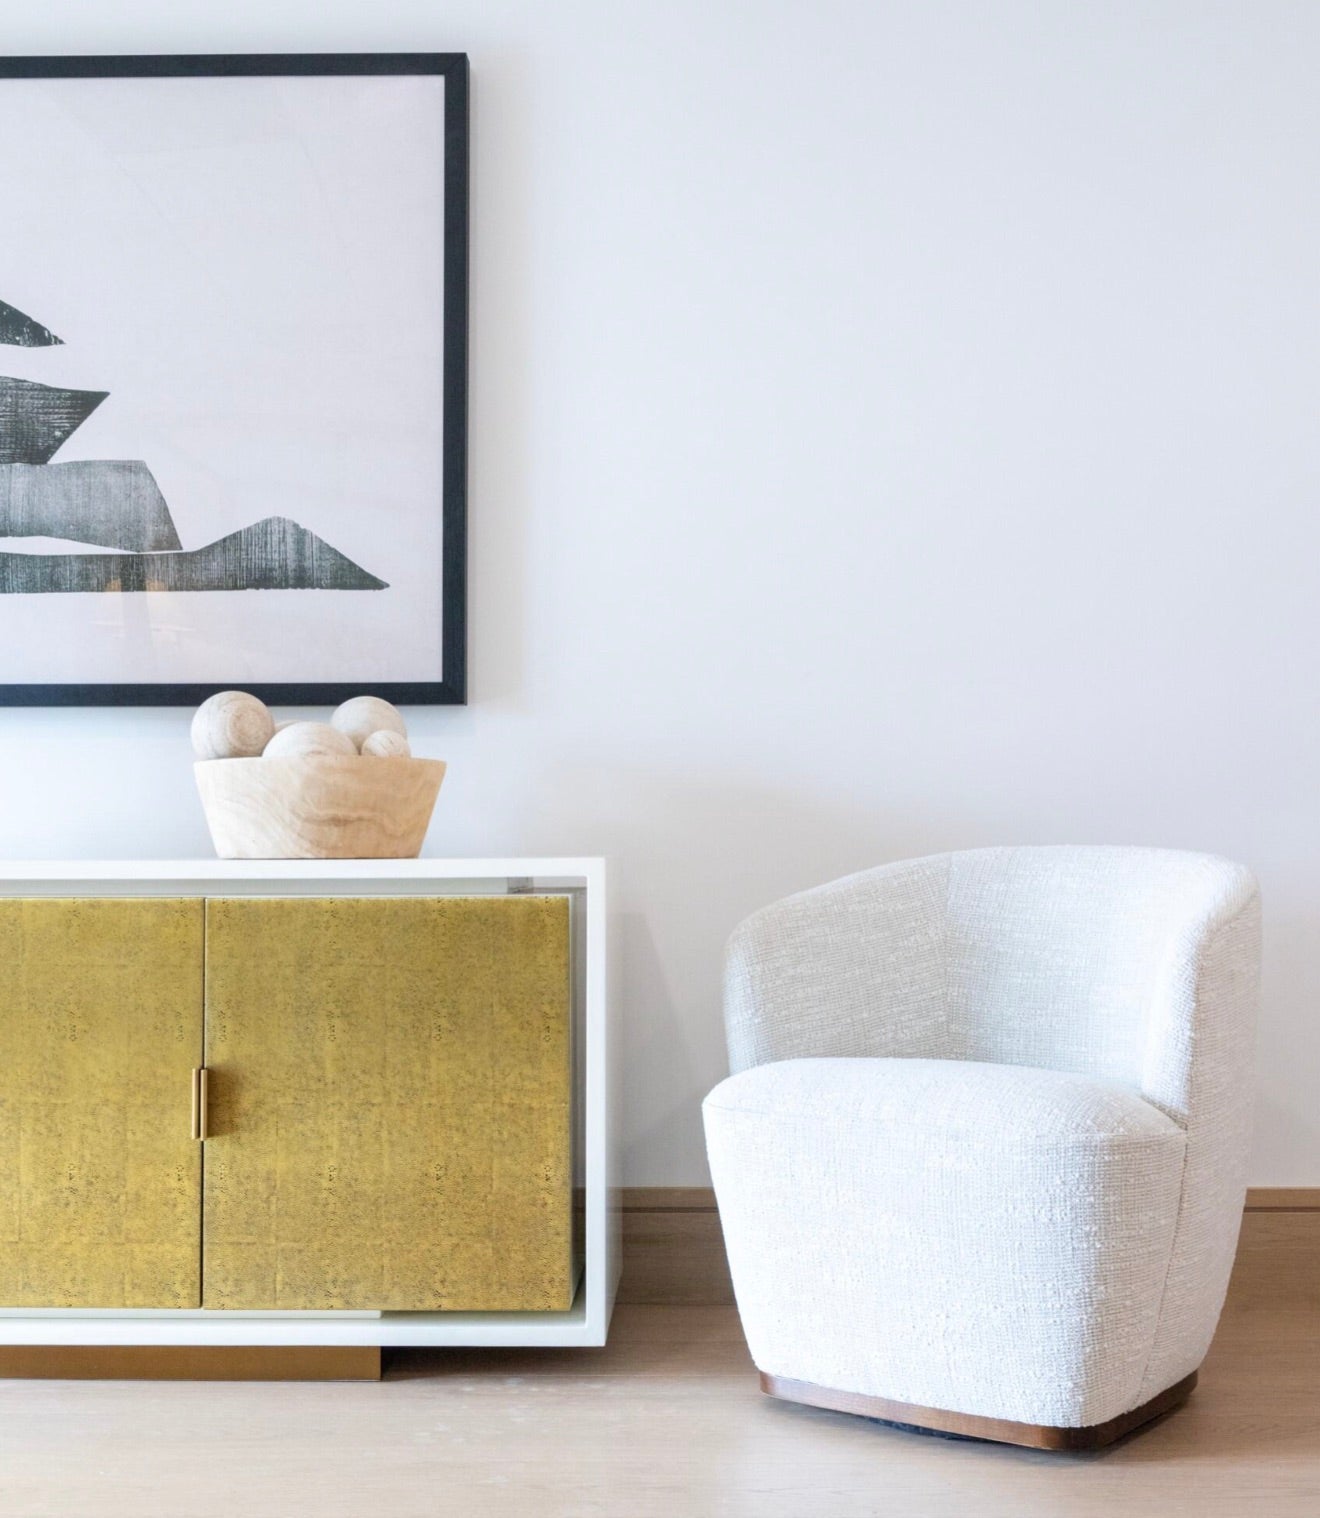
[703, 1057, 1187, 1427]
[705, 1055, 1181, 1145]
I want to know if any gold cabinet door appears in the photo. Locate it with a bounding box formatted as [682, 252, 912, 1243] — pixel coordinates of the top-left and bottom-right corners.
[0, 898, 203, 1308]
[202, 895, 573, 1311]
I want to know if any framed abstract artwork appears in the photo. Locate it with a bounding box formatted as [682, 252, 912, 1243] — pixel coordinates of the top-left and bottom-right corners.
[0, 53, 467, 706]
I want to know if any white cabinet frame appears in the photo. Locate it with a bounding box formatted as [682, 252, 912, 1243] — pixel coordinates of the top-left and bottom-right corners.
[0, 858, 618, 1349]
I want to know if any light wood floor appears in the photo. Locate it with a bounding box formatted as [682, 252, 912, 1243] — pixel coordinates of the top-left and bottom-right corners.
[0, 1298, 1315, 1517]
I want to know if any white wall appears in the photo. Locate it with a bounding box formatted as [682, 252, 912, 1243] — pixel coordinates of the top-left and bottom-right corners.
[0, 1, 1316, 1185]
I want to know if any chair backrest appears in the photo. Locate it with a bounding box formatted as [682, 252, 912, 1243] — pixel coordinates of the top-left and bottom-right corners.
[943, 846, 1238, 1087]
[725, 845, 1257, 1100]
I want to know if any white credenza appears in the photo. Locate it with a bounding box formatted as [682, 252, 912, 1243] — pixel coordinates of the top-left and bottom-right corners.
[0, 858, 617, 1376]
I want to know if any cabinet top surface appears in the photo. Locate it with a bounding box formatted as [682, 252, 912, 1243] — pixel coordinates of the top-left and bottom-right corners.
[0, 857, 605, 883]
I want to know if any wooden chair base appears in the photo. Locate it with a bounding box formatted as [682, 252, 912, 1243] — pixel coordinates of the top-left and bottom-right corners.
[0, 1346, 381, 1382]
[759, 1368, 1199, 1450]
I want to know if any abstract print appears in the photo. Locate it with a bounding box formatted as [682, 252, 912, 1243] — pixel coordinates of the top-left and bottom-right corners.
[0, 303, 386, 594]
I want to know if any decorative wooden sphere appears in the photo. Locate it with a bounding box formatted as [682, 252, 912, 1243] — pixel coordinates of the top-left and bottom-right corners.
[331, 695, 408, 751]
[263, 721, 358, 761]
[361, 729, 412, 758]
[191, 691, 275, 760]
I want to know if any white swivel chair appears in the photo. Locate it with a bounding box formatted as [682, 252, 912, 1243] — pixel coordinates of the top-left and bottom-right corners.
[703, 847, 1259, 1449]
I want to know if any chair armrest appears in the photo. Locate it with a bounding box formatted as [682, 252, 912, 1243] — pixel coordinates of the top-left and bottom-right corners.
[723, 855, 953, 1072]
[1141, 870, 1260, 1131]
[1134, 866, 1259, 1401]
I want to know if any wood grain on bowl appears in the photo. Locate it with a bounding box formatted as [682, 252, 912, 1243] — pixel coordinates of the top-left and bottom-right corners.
[194, 755, 445, 859]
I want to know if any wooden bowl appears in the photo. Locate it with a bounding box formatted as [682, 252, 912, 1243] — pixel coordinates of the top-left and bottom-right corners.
[195, 755, 446, 859]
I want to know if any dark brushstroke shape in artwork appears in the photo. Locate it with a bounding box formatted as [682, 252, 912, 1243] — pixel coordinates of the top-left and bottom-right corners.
[0, 377, 108, 465]
[0, 300, 63, 348]
[0, 516, 387, 594]
[0, 461, 182, 551]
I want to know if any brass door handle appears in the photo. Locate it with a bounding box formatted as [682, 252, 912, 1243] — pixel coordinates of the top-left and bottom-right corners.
[190, 1068, 209, 1141]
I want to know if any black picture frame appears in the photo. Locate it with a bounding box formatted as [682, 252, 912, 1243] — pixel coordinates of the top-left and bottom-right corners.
[0, 52, 468, 707]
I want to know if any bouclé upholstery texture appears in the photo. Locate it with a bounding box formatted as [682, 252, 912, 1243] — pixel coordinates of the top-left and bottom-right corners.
[703, 846, 1259, 1429]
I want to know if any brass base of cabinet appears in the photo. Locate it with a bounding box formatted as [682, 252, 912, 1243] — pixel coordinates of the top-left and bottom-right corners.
[0, 1346, 381, 1381]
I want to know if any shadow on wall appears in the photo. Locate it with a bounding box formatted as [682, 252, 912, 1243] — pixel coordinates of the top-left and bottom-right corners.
[522, 763, 995, 1181]
[1242, 903, 1320, 1184]
[466, 44, 537, 708]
